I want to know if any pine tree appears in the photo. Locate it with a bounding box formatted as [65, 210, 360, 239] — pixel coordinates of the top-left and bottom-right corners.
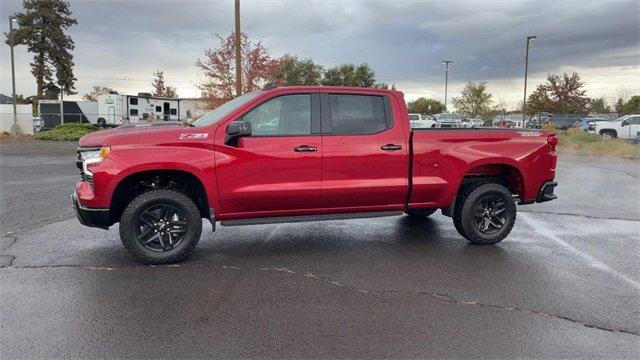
[5, 0, 78, 99]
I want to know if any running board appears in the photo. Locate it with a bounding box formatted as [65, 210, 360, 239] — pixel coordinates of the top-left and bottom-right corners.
[220, 211, 404, 227]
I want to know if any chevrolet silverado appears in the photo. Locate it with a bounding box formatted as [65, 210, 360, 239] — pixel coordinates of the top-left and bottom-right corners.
[73, 86, 558, 264]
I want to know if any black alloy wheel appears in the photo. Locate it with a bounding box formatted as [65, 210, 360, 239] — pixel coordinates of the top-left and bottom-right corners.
[472, 194, 507, 234]
[136, 204, 187, 252]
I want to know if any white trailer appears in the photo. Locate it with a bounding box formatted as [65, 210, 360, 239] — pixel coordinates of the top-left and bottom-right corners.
[97, 93, 185, 127]
[39, 100, 99, 130]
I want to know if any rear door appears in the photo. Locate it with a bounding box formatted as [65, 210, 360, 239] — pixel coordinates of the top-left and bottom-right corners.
[216, 92, 322, 217]
[320, 92, 408, 211]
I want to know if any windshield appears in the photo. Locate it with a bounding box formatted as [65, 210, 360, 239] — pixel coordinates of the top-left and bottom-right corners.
[192, 92, 261, 127]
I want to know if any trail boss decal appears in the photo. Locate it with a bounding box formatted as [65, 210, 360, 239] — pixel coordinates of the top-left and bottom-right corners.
[517, 131, 541, 137]
[179, 133, 208, 140]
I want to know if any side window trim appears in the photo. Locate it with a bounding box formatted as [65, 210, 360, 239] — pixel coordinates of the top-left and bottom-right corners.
[238, 92, 320, 137]
[320, 93, 393, 135]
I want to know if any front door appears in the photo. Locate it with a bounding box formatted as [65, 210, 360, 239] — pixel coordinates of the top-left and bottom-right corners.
[320, 92, 408, 211]
[622, 116, 640, 139]
[215, 92, 322, 218]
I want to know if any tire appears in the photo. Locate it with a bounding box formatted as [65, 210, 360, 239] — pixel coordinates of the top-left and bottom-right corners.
[119, 189, 202, 264]
[453, 182, 516, 245]
[405, 208, 437, 217]
[97, 118, 106, 128]
[600, 130, 617, 139]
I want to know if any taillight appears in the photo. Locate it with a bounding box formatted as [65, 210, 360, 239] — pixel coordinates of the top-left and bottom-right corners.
[547, 134, 558, 148]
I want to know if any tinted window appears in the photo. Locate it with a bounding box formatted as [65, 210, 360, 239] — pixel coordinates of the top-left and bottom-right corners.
[170, 108, 177, 115]
[129, 97, 138, 105]
[130, 109, 138, 116]
[242, 94, 311, 136]
[629, 116, 640, 125]
[328, 94, 387, 134]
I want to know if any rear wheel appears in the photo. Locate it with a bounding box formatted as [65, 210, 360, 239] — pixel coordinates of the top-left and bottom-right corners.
[453, 182, 516, 245]
[119, 189, 202, 264]
[405, 208, 437, 218]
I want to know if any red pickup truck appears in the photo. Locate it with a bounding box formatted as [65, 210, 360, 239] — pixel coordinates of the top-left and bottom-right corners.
[73, 86, 558, 264]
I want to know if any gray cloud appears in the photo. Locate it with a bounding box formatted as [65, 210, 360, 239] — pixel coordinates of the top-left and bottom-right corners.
[1, 0, 638, 101]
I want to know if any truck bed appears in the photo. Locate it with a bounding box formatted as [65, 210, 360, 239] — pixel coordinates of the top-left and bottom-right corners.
[408, 128, 556, 209]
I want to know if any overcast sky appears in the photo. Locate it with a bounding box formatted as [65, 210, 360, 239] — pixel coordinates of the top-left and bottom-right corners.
[1, 0, 638, 107]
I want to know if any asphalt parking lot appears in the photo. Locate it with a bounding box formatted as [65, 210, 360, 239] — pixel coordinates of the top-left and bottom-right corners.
[1, 140, 638, 358]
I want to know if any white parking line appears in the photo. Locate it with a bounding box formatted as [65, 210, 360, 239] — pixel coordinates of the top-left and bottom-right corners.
[519, 212, 640, 291]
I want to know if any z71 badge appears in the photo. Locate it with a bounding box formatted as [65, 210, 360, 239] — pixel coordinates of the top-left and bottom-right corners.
[179, 133, 208, 140]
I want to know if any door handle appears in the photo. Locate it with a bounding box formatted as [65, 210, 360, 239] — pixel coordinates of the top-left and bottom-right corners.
[294, 145, 317, 152]
[381, 144, 402, 151]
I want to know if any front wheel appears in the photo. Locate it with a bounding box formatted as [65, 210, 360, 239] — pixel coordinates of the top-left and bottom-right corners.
[119, 189, 202, 264]
[453, 182, 516, 245]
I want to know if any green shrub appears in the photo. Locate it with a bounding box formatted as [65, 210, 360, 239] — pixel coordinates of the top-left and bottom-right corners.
[541, 123, 556, 132]
[35, 123, 100, 141]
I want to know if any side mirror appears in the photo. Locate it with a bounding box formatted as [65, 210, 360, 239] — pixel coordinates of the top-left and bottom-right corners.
[621, 120, 629, 127]
[225, 120, 252, 146]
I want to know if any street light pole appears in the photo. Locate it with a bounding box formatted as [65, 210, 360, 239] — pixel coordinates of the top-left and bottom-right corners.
[523, 35, 537, 124]
[234, 0, 242, 97]
[9, 17, 21, 137]
[442, 60, 453, 112]
[59, 85, 64, 125]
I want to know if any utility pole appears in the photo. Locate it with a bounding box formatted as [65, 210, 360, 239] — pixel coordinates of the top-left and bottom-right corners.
[9, 17, 22, 137]
[442, 60, 453, 112]
[523, 35, 537, 123]
[60, 85, 64, 125]
[234, 0, 242, 97]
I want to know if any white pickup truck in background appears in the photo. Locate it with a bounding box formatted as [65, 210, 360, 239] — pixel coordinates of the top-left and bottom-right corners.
[593, 115, 640, 140]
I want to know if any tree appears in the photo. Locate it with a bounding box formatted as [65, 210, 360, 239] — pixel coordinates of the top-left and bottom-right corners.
[452, 82, 493, 118]
[6, 0, 78, 99]
[82, 86, 118, 102]
[151, 70, 177, 98]
[196, 32, 279, 108]
[270, 54, 323, 86]
[321, 63, 377, 87]
[589, 97, 610, 114]
[621, 95, 640, 115]
[527, 72, 590, 115]
[407, 97, 445, 115]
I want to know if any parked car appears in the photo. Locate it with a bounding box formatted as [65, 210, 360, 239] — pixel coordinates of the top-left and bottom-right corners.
[436, 113, 463, 127]
[546, 114, 584, 130]
[32, 116, 43, 133]
[73, 86, 558, 264]
[586, 117, 615, 132]
[408, 113, 437, 129]
[462, 118, 485, 128]
[594, 114, 640, 139]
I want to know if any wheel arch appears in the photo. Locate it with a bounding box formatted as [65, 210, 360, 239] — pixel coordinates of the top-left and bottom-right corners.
[109, 169, 211, 225]
[458, 161, 525, 199]
[599, 128, 617, 137]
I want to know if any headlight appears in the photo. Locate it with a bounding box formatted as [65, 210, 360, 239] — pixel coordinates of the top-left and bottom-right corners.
[80, 146, 110, 175]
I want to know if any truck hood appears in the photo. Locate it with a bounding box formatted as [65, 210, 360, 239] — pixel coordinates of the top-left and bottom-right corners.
[78, 123, 205, 147]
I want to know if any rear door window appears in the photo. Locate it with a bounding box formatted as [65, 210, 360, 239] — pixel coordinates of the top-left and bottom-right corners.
[327, 94, 389, 134]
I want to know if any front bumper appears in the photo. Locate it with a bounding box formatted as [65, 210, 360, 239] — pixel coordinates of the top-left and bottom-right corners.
[72, 192, 110, 229]
[537, 181, 558, 203]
